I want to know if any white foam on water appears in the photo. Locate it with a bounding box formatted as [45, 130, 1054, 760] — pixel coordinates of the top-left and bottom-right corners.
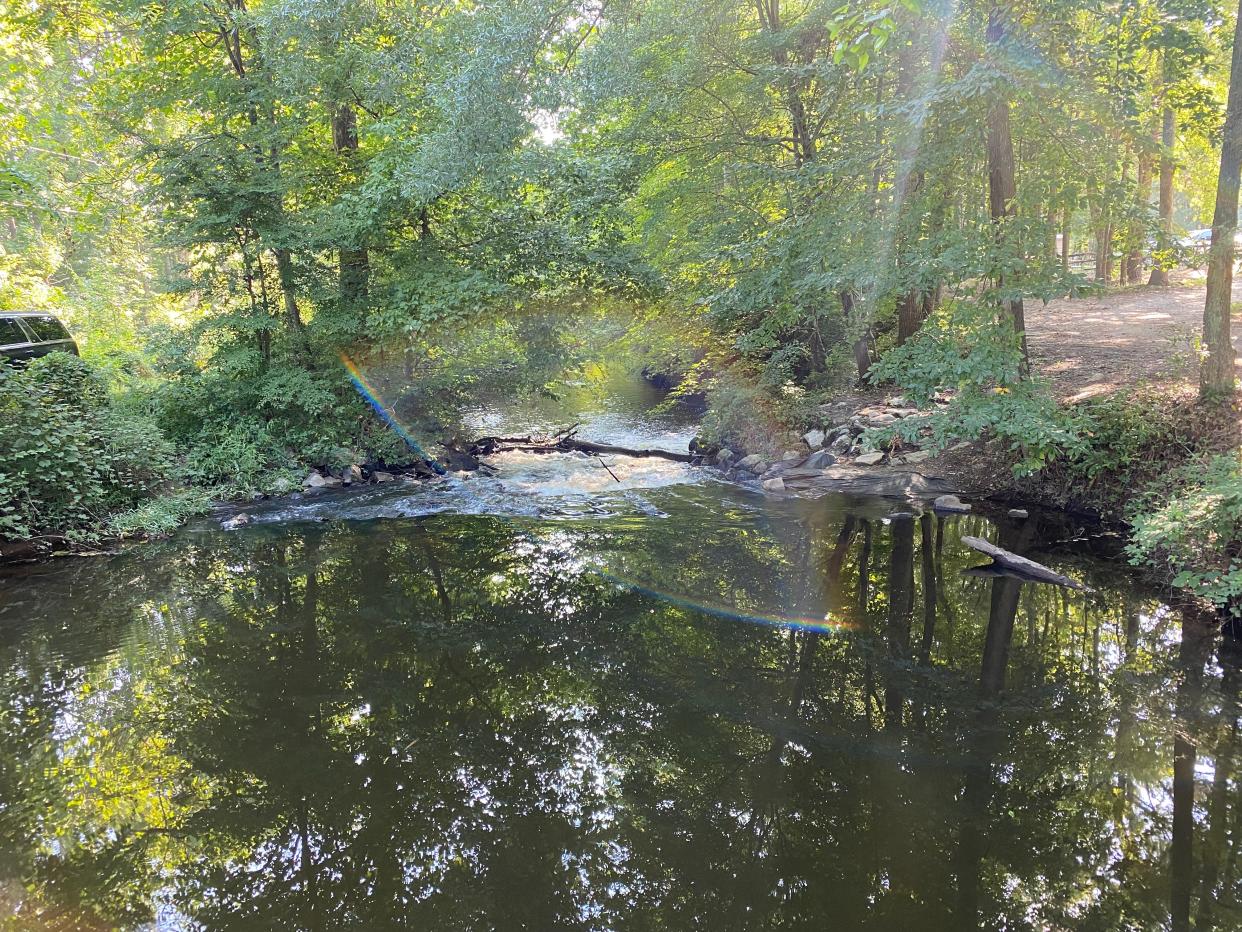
[479, 449, 696, 496]
[237, 447, 706, 527]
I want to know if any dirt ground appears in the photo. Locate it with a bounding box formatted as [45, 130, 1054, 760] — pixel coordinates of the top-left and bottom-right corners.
[1027, 270, 1242, 402]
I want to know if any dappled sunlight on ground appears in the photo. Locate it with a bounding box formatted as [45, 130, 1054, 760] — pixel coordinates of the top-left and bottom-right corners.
[1028, 278, 1242, 399]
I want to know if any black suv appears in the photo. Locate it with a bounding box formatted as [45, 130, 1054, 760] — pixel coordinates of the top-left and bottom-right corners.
[0, 312, 79, 364]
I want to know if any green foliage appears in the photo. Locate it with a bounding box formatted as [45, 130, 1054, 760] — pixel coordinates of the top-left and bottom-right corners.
[0, 355, 173, 542]
[693, 358, 806, 455]
[1065, 392, 1182, 482]
[870, 300, 1081, 474]
[179, 427, 304, 496]
[109, 488, 213, 540]
[1128, 454, 1242, 616]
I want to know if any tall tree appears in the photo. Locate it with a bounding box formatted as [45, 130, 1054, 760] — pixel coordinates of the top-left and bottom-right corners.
[332, 102, 370, 309]
[1200, 0, 1242, 396]
[984, 0, 1030, 375]
[1150, 77, 1177, 285]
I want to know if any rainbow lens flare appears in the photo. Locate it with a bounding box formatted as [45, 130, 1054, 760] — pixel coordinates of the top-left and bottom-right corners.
[590, 565, 857, 635]
[340, 351, 446, 474]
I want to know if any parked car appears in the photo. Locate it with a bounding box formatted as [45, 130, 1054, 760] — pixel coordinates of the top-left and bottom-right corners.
[1179, 228, 1242, 248]
[0, 312, 80, 364]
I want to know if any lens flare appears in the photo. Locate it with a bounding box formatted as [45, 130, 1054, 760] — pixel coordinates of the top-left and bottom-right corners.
[337, 349, 851, 640]
[589, 565, 856, 635]
[339, 352, 446, 474]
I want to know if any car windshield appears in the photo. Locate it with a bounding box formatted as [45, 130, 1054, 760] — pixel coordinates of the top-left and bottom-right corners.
[0, 318, 30, 346]
[23, 315, 70, 342]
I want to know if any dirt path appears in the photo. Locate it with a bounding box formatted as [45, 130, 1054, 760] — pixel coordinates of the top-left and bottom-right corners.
[1027, 273, 1242, 401]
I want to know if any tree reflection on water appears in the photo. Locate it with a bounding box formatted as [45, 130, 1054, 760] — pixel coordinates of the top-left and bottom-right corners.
[0, 498, 1238, 930]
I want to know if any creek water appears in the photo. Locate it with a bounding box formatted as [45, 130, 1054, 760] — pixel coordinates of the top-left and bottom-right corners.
[0, 371, 1239, 930]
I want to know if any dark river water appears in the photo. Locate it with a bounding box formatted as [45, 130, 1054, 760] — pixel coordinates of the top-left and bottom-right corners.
[0, 381, 1239, 930]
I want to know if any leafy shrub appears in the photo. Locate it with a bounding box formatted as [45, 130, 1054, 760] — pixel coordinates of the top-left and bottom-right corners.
[109, 488, 213, 539]
[1067, 392, 1181, 483]
[1128, 453, 1242, 617]
[0, 354, 174, 542]
[870, 299, 1082, 474]
[179, 424, 303, 494]
[693, 357, 807, 455]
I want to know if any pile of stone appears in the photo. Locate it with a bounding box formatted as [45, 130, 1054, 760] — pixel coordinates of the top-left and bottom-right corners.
[802, 396, 936, 464]
[302, 460, 436, 491]
[711, 393, 977, 493]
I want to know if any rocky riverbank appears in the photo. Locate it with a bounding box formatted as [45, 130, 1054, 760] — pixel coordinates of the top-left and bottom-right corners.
[694, 390, 1025, 508]
[253, 393, 1014, 522]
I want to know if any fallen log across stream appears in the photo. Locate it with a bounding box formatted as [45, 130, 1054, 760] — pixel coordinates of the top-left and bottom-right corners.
[467, 432, 699, 464]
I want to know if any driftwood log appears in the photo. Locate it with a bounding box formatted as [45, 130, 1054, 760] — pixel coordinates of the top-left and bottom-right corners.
[468, 433, 698, 464]
[961, 535, 1093, 591]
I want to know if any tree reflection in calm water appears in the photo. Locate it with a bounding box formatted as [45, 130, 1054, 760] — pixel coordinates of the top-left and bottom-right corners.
[0, 490, 1240, 930]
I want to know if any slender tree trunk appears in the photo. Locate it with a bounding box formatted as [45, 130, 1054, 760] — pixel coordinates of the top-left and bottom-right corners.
[1096, 224, 1114, 283]
[896, 292, 922, 346]
[1150, 56, 1176, 287]
[272, 247, 304, 336]
[217, 0, 305, 345]
[1061, 204, 1071, 276]
[1106, 224, 1115, 282]
[755, 0, 817, 169]
[1046, 205, 1057, 266]
[893, 28, 937, 346]
[842, 290, 872, 381]
[332, 103, 370, 308]
[1119, 159, 1132, 285]
[985, 2, 1029, 375]
[1201, 0, 1242, 397]
[1128, 152, 1152, 284]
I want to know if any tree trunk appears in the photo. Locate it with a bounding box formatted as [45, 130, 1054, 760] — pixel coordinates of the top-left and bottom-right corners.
[1127, 152, 1152, 284]
[1096, 224, 1114, 283]
[1061, 204, 1071, 276]
[332, 103, 370, 309]
[985, 2, 1029, 376]
[896, 292, 922, 346]
[893, 33, 930, 347]
[842, 290, 872, 382]
[217, 0, 305, 345]
[1150, 103, 1176, 286]
[1119, 160, 1131, 285]
[1201, 0, 1242, 397]
[273, 247, 304, 336]
[1046, 205, 1057, 266]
